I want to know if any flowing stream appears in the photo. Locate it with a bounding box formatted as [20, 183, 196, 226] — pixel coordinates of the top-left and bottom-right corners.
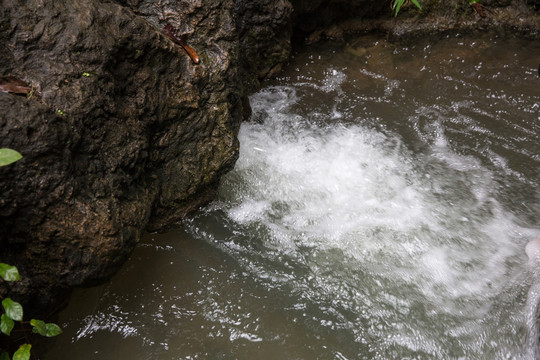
[45, 33, 540, 359]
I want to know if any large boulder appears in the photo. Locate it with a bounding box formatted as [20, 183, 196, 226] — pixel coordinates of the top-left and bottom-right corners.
[234, 0, 294, 91]
[0, 0, 248, 308]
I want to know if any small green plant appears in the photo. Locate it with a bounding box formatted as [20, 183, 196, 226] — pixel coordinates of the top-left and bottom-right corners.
[56, 109, 64, 116]
[82, 72, 91, 77]
[25, 88, 35, 99]
[0, 263, 62, 360]
[392, 0, 422, 16]
[0, 149, 22, 167]
[1, 152, 61, 359]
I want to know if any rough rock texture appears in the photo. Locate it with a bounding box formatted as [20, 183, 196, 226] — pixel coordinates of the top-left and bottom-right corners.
[234, 0, 294, 91]
[290, 0, 387, 35]
[0, 0, 247, 308]
[292, 0, 540, 43]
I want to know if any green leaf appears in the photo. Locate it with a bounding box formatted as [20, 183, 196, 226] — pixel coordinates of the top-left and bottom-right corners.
[30, 319, 62, 337]
[45, 322, 62, 337]
[410, 0, 422, 10]
[0, 314, 14, 336]
[1, 299, 23, 322]
[0, 350, 10, 360]
[12, 344, 31, 360]
[393, 0, 405, 16]
[0, 263, 20, 282]
[392, 0, 421, 15]
[30, 319, 45, 335]
[0, 149, 22, 167]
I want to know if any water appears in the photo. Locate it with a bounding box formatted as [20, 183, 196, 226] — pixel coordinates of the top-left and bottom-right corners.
[45, 33, 540, 359]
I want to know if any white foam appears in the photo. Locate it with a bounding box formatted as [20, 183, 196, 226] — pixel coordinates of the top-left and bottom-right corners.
[215, 82, 539, 357]
[526, 238, 540, 266]
[236, 86, 525, 293]
[524, 238, 540, 359]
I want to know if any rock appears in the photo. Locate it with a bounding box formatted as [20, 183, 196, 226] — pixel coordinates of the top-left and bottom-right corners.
[234, 0, 294, 91]
[290, 0, 388, 36]
[290, 0, 540, 44]
[0, 0, 246, 309]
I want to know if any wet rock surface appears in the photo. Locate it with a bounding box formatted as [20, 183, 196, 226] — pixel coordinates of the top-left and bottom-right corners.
[235, 0, 294, 91]
[293, 0, 539, 42]
[0, 0, 246, 308]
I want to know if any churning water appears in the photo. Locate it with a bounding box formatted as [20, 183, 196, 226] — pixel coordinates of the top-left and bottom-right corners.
[45, 33, 540, 359]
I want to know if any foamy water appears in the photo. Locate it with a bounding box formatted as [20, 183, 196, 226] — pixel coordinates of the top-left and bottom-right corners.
[44, 34, 540, 360]
[204, 76, 539, 358]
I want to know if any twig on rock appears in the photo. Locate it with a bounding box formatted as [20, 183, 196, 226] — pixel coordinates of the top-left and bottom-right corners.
[163, 24, 200, 64]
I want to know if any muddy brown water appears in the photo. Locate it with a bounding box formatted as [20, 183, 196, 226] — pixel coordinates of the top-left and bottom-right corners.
[44, 33, 540, 359]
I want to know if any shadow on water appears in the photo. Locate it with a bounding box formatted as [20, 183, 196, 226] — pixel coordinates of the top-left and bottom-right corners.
[45, 33, 540, 359]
